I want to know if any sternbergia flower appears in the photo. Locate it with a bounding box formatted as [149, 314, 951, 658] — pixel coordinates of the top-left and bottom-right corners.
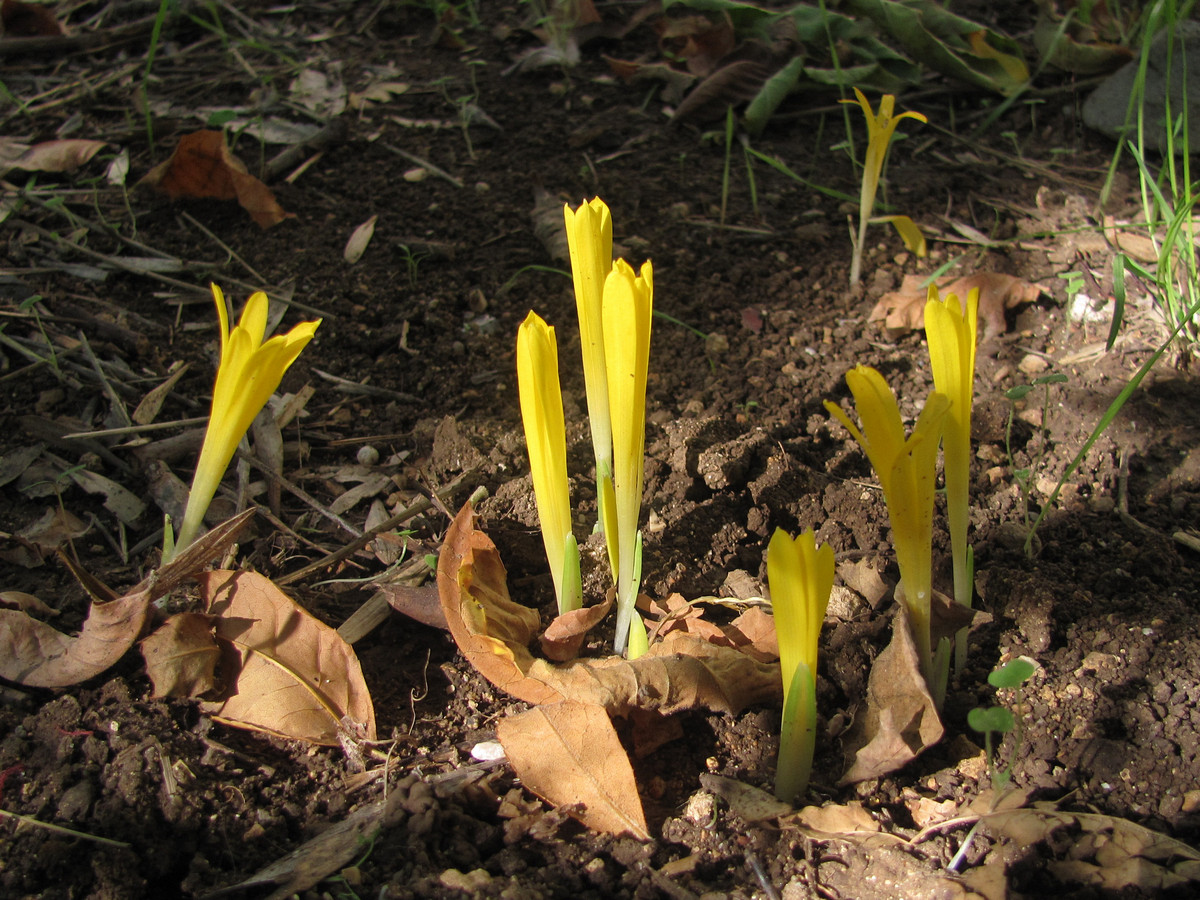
[516, 311, 582, 615]
[768, 528, 834, 803]
[602, 258, 653, 655]
[925, 286, 980, 674]
[842, 87, 927, 287]
[824, 365, 949, 696]
[564, 198, 618, 578]
[173, 285, 319, 555]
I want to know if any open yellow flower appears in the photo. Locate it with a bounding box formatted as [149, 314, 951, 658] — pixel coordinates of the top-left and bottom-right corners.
[824, 365, 948, 691]
[925, 286, 979, 673]
[602, 258, 653, 654]
[564, 198, 619, 579]
[768, 528, 834, 803]
[174, 285, 319, 554]
[842, 88, 927, 286]
[517, 311, 581, 614]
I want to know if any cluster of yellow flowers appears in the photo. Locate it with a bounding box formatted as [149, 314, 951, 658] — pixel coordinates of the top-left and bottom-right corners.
[517, 198, 653, 655]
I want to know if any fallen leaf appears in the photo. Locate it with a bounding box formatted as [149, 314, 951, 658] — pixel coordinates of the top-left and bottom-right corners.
[789, 800, 881, 835]
[376, 583, 447, 630]
[699, 773, 793, 821]
[0, 590, 151, 689]
[531, 630, 782, 717]
[132, 364, 189, 426]
[217, 795, 390, 900]
[1, 0, 65, 38]
[344, 215, 378, 264]
[2, 139, 106, 175]
[655, 14, 737, 78]
[141, 612, 220, 698]
[0, 510, 255, 688]
[540, 594, 614, 661]
[985, 806, 1200, 892]
[498, 701, 650, 839]
[18, 506, 89, 558]
[197, 570, 376, 745]
[870, 272, 1043, 339]
[140, 130, 292, 229]
[0, 591, 58, 616]
[437, 503, 782, 715]
[437, 504, 562, 704]
[839, 605, 943, 784]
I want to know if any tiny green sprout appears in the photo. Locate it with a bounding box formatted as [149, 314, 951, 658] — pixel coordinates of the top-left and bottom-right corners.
[969, 656, 1036, 794]
[1004, 373, 1069, 537]
[988, 657, 1036, 689]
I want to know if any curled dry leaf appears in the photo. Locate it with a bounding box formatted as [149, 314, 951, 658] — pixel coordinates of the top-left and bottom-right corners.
[1, 139, 106, 175]
[789, 800, 881, 836]
[197, 570, 376, 745]
[871, 272, 1044, 339]
[539, 593, 614, 662]
[699, 773, 793, 822]
[839, 605, 944, 785]
[0, 510, 255, 688]
[344, 215, 378, 264]
[438, 502, 782, 716]
[141, 612, 220, 699]
[497, 701, 650, 840]
[140, 130, 291, 229]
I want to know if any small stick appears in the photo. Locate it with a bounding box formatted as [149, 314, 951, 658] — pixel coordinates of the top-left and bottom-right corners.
[0, 808, 130, 848]
[277, 481, 486, 587]
[380, 142, 464, 188]
[239, 453, 362, 540]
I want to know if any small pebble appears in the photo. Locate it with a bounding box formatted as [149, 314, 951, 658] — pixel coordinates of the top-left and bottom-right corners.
[356, 445, 380, 466]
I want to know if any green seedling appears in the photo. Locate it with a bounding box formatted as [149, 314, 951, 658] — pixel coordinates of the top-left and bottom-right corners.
[968, 657, 1036, 794]
[1003, 373, 1068, 538]
[949, 656, 1037, 873]
[398, 245, 428, 288]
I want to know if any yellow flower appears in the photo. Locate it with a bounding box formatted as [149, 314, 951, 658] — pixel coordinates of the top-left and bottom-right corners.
[824, 365, 948, 686]
[842, 88, 927, 286]
[768, 528, 834, 802]
[925, 286, 979, 672]
[602, 258, 653, 653]
[564, 198, 619, 578]
[516, 311, 581, 614]
[175, 285, 319, 554]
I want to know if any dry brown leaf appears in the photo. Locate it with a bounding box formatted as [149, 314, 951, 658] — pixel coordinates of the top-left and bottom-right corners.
[0, 590, 150, 688]
[723, 606, 778, 661]
[986, 807, 1200, 892]
[216, 795, 390, 900]
[343, 215, 377, 264]
[699, 773, 793, 821]
[839, 605, 943, 784]
[198, 570, 376, 745]
[17, 507, 89, 560]
[0, 510, 255, 688]
[3, 139, 106, 175]
[1, 0, 65, 37]
[141, 612, 221, 699]
[870, 272, 1044, 339]
[140, 130, 292, 229]
[539, 594, 614, 662]
[0, 591, 58, 616]
[497, 701, 650, 839]
[529, 630, 781, 717]
[437, 502, 782, 715]
[790, 800, 881, 835]
[656, 14, 737, 77]
[376, 583, 447, 630]
[437, 504, 559, 704]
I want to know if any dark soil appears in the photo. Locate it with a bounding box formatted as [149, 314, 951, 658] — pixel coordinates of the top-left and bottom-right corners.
[3, 2, 1200, 899]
